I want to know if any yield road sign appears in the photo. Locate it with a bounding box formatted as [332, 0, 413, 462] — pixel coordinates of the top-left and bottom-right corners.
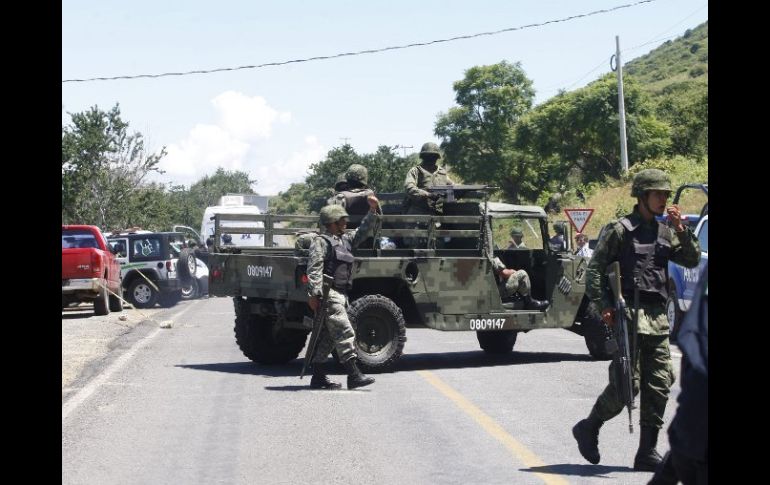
[564, 208, 594, 233]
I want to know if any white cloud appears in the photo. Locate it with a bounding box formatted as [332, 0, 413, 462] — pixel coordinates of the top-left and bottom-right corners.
[162, 124, 250, 178]
[159, 91, 294, 185]
[212, 91, 291, 140]
[251, 137, 326, 195]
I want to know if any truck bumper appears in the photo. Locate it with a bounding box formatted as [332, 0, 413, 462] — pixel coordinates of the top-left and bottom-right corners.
[62, 278, 100, 294]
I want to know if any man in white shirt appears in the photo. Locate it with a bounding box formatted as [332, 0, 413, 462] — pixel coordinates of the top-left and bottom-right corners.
[575, 232, 594, 258]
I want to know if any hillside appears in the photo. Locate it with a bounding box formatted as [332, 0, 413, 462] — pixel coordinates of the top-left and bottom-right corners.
[625, 21, 708, 159]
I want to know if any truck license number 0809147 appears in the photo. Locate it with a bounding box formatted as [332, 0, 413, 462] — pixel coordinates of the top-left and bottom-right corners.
[247, 265, 273, 278]
[469, 318, 505, 330]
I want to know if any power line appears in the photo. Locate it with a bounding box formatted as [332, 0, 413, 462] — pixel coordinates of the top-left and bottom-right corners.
[539, 5, 707, 98]
[62, 0, 659, 84]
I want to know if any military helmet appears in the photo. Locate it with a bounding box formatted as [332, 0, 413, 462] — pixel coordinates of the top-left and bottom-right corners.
[509, 226, 524, 238]
[345, 164, 369, 186]
[319, 205, 349, 224]
[631, 169, 672, 197]
[419, 142, 441, 158]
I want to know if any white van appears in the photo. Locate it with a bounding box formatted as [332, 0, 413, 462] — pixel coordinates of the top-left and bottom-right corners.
[201, 201, 265, 248]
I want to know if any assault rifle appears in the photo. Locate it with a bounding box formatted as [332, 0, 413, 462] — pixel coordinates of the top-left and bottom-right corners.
[300, 274, 333, 379]
[607, 261, 636, 433]
[426, 184, 497, 203]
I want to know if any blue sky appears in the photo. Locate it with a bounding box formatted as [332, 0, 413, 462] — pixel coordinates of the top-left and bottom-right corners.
[62, 0, 708, 195]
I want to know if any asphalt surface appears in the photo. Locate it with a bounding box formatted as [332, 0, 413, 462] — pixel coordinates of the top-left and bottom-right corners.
[62, 296, 682, 485]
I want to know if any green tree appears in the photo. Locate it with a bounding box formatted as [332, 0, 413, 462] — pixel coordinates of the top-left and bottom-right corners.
[62, 104, 166, 228]
[179, 168, 258, 228]
[434, 61, 536, 202]
[514, 74, 671, 186]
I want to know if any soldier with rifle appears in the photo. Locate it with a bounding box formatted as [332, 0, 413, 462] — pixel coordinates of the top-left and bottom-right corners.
[303, 198, 380, 390]
[572, 169, 700, 472]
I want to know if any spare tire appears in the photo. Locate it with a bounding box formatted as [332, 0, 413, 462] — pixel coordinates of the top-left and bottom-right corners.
[348, 294, 407, 371]
[178, 249, 197, 281]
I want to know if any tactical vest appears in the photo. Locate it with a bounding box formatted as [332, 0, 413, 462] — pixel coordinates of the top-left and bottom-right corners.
[618, 217, 672, 302]
[329, 188, 374, 215]
[318, 233, 355, 291]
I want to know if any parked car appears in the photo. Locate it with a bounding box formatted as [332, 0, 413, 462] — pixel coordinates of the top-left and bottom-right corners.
[105, 230, 194, 308]
[664, 183, 708, 340]
[62, 225, 123, 315]
[171, 225, 210, 300]
[667, 214, 708, 340]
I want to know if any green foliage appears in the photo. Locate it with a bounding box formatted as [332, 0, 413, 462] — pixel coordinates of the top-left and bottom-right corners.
[300, 144, 415, 213]
[515, 74, 670, 187]
[434, 61, 536, 202]
[626, 21, 708, 159]
[62, 103, 166, 229]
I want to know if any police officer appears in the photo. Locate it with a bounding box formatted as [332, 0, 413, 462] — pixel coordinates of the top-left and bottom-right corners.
[403, 142, 455, 214]
[306, 197, 380, 390]
[549, 222, 567, 251]
[572, 169, 701, 471]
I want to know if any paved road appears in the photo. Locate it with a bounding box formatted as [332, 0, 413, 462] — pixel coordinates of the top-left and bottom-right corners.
[62, 297, 682, 484]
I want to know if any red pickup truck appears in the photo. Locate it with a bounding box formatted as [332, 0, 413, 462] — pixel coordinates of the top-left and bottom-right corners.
[62, 225, 123, 315]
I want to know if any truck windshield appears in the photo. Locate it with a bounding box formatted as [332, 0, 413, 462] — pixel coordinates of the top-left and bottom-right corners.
[62, 229, 98, 249]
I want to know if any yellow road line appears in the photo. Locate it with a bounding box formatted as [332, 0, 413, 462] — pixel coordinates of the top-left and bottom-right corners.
[417, 370, 569, 485]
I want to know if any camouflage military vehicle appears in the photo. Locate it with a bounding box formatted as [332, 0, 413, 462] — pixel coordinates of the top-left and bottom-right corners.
[207, 186, 608, 371]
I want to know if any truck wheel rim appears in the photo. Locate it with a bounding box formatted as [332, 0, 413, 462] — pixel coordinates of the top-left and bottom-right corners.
[357, 315, 392, 354]
[134, 284, 152, 303]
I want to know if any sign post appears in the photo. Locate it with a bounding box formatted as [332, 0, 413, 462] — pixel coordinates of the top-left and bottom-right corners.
[564, 208, 595, 234]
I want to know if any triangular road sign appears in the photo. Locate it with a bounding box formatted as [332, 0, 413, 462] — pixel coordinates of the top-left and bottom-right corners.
[564, 208, 595, 233]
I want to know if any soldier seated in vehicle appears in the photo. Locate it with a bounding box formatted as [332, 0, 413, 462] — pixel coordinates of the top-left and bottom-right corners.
[491, 257, 549, 310]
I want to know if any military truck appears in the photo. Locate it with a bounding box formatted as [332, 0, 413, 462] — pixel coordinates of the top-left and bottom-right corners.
[207, 186, 609, 371]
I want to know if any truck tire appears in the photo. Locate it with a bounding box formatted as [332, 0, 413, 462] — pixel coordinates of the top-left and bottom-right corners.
[348, 294, 406, 371]
[93, 284, 110, 316]
[181, 279, 199, 300]
[234, 298, 309, 364]
[109, 285, 124, 312]
[582, 312, 614, 360]
[128, 279, 158, 308]
[477, 330, 517, 354]
[178, 249, 197, 281]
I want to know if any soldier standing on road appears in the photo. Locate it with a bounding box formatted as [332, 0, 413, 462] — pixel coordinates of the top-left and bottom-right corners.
[572, 169, 701, 471]
[403, 142, 455, 215]
[306, 197, 380, 390]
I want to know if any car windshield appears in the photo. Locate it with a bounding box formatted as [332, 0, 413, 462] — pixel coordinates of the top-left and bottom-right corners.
[491, 217, 544, 250]
[698, 219, 708, 253]
[62, 229, 98, 249]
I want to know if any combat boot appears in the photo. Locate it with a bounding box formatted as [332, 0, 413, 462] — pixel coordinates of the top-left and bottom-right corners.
[572, 414, 603, 464]
[343, 358, 375, 389]
[634, 426, 663, 471]
[310, 363, 341, 390]
[523, 294, 549, 311]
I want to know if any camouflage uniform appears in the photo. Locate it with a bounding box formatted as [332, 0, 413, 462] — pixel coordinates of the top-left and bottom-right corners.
[328, 164, 375, 223]
[492, 257, 532, 297]
[403, 163, 455, 214]
[306, 211, 377, 364]
[586, 206, 700, 428]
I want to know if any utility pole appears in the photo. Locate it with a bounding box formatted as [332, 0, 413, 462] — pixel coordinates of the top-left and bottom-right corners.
[340, 137, 351, 146]
[393, 145, 413, 157]
[612, 35, 629, 174]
